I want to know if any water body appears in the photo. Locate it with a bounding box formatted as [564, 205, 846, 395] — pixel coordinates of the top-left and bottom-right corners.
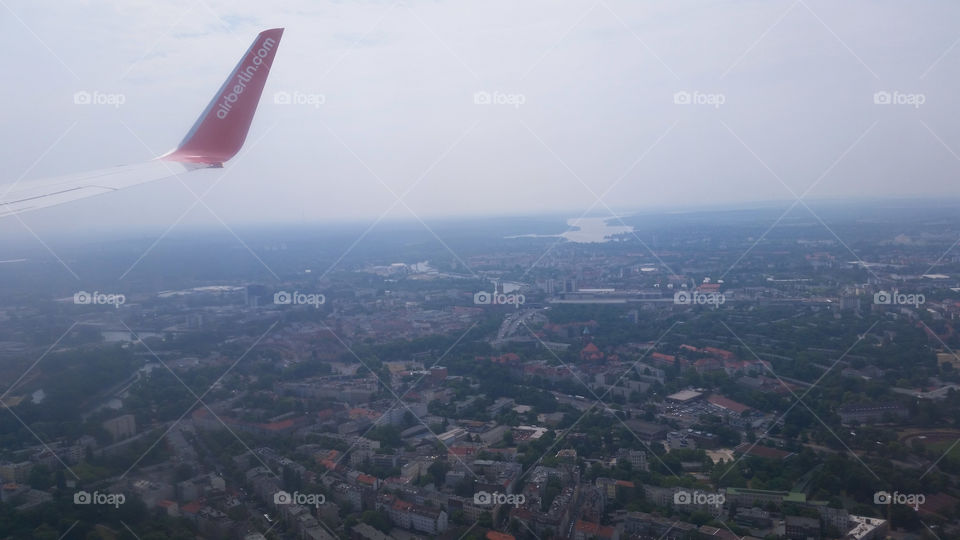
[561, 217, 633, 243]
[102, 330, 162, 343]
[508, 216, 633, 243]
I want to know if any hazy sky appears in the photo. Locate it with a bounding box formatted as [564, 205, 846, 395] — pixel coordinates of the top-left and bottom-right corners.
[2, 0, 959, 238]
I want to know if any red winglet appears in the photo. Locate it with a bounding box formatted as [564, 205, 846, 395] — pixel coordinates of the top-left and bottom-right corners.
[162, 28, 284, 165]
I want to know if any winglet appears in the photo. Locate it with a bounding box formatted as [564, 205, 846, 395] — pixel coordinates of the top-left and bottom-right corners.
[162, 28, 284, 165]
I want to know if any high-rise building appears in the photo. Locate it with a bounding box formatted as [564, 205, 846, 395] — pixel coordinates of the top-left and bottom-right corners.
[102, 414, 137, 442]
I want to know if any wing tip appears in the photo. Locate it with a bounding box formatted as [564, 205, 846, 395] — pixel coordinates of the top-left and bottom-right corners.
[162, 28, 284, 165]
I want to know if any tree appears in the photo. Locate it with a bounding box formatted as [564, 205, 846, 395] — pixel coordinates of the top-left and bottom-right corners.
[450, 510, 467, 525]
[478, 511, 493, 528]
[27, 465, 53, 490]
[175, 463, 194, 481]
[454, 478, 475, 497]
[360, 510, 392, 533]
[32, 525, 59, 540]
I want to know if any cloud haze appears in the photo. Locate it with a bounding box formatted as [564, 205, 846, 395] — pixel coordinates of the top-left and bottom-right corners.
[1, 0, 959, 239]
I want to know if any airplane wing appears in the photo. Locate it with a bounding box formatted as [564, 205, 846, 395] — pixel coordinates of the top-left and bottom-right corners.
[0, 27, 284, 218]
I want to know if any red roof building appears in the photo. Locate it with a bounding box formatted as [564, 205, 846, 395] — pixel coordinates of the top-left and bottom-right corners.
[573, 520, 617, 540]
[703, 347, 735, 360]
[734, 442, 793, 460]
[580, 343, 604, 362]
[707, 394, 751, 414]
[651, 352, 678, 366]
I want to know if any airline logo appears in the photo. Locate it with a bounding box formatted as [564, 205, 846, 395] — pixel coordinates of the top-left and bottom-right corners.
[216, 36, 278, 120]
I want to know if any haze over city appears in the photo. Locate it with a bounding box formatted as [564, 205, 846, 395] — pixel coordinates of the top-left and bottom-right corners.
[2, 0, 960, 238]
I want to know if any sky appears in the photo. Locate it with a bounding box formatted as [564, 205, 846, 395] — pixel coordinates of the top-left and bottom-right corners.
[1, 0, 960, 239]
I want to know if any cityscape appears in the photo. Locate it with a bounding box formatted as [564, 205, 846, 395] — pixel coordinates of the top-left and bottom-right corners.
[1, 205, 960, 539]
[3, 1, 960, 539]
